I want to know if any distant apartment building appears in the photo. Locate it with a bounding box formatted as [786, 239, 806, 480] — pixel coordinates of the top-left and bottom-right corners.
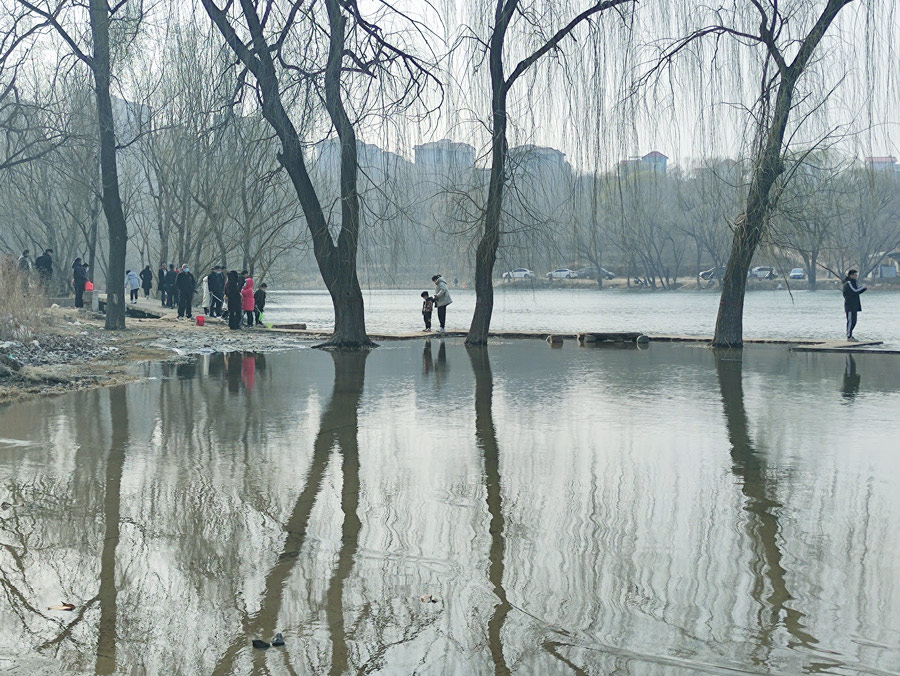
[864, 156, 900, 172]
[413, 139, 476, 171]
[617, 150, 668, 176]
[316, 137, 408, 173]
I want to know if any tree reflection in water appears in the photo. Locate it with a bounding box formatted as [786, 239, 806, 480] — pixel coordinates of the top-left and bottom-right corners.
[211, 351, 368, 676]
[714, 349, 821, 669]
[467, 346, 512, 676]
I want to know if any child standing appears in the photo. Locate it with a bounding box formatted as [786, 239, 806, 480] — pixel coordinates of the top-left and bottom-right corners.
[421, 291, 434, 330]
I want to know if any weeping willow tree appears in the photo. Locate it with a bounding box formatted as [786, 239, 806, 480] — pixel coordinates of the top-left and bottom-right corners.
[449, 0, 636, 346]
[643, 0, 883, 347]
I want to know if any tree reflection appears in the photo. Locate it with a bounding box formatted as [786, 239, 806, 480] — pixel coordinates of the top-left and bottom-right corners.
[467, 346, 511, 676]
[211, 350, 368, 676]
[714, 349, 819, 666]
[96, 386, 129, 674]
[324, 351, 367, 676]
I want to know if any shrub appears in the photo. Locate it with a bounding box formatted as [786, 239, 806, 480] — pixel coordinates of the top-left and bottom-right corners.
[0, 257, 48, 342]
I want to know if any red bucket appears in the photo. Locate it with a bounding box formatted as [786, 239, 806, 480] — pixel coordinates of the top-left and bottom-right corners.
[196, 315, 206, 326]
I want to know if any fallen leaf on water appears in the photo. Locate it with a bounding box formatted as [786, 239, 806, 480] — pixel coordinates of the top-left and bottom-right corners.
[48, 603, 75, 611]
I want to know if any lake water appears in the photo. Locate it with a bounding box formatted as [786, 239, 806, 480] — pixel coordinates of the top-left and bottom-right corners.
[1, 340, 898, 675]
[266, 288, 900, 346]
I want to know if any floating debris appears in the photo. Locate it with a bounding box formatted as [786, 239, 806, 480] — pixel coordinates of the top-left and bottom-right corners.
[419, 594, 438, 604]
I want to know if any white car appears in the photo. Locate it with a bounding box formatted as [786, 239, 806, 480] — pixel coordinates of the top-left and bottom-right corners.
[789, 268, 806, 280]
[749, 266, 777, 279]
[547, 268, 578, 279]
[501, 268, 535, 279]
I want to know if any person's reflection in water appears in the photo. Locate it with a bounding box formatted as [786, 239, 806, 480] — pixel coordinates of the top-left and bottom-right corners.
[96, 386, 129, 675]
[210, 351, 368, 676]
[841, 354, 861, 402]
[207, 352, 226, 378]
[433, 339, 449, 388]
[176, 361, 196, 380]
[422, 339, 433, 375]
[225, 352, 242, 394]
[714, 350, 820, 668]
[467, 346, 511, 676]
[241, 352, 256, 393]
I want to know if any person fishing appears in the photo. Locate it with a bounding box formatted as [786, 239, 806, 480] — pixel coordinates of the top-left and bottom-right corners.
[842, 269, 867, 342]
[225, 270, 243, 330]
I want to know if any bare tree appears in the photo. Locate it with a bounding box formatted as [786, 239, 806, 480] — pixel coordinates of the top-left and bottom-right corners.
[14, 0, 143, 329]
[464, 0, 635, 345]
[647, 0, 857, 346]
[201, 0, 435, 347]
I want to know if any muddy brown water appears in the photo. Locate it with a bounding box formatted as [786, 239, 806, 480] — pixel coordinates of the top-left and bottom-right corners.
[0, 340, 898, 675]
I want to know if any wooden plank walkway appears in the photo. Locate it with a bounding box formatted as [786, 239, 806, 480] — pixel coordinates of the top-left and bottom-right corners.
[93, 297, 896, 353]
[790, 340, 886, 353]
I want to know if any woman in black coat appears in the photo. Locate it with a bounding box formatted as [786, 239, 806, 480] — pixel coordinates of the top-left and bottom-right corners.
[842, 269, 867, 341]
[139, 266, 153, 298]
[225, 270, 243, 330]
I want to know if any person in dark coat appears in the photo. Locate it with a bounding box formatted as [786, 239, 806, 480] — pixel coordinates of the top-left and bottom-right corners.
[165, 264, 177, 308]
[72, 257, 87, 308]
[157, 263, 168, 305]
[174, 265, 196, 319]
[139, 265, 153, 298]
[253, 283, 268, 326]
[842, 269, 867, 341]
[225, 270, 243, 330]
[34, 249, 53, 286]
[208, 265, 225, 317]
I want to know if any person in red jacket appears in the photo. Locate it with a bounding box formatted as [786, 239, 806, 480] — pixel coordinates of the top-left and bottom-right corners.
[241, 275, 255, 328]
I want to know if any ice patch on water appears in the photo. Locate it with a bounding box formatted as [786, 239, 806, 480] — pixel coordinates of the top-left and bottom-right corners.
[0, 437, 39, 448]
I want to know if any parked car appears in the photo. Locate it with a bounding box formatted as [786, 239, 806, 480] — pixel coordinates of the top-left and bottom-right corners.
[749, 266, 777, 280]
[575, 266, 615, 280]
[700, 266, 727, 280]
[547, 268, 578, 279]
[501, 268, 535, 279]
[789, 268, 806, 280]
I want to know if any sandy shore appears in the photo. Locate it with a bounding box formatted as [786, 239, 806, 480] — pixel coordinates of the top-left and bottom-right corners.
[0, 307, 309, 404]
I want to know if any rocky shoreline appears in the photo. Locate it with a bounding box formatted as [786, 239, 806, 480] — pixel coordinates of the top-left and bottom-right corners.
[0, 308, 310, 404]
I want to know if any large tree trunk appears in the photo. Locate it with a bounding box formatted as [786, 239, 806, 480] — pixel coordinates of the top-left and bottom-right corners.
[712, 0, 853, 347]
[713, 76, 796, 347]
[90, 0, 127, 330]
[467, 15, 509, 347]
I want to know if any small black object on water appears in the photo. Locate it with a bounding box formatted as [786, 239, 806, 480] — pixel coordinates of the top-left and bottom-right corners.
[272, 633, 285, 647]
[252, 639, 270, 650]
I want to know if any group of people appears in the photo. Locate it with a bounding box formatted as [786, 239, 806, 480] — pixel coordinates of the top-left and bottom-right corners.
[151, 263, 267, 328]
[6, 248, 876, 343]
[125, 266, 155, 303]
[17, 248, 55, 286]
[155, 263, 198, 319]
